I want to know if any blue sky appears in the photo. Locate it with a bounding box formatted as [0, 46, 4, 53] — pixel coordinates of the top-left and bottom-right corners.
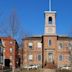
[0, 0, 72, 40]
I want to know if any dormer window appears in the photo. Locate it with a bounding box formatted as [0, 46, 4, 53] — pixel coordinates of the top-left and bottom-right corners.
[48, 17, 52, 24]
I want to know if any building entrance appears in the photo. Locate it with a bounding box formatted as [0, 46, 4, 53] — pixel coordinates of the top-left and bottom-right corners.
[5, 59, 10, 67]
[48, 52, 53, 63]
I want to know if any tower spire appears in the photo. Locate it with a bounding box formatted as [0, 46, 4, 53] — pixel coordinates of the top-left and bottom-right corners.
[49, 0, 51, 11]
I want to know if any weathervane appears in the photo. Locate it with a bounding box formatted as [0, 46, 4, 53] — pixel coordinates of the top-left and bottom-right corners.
[49, 0, 51, 11]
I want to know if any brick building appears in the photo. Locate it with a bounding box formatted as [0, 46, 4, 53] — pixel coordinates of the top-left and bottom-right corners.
[22, 4, 72, 69]
[0, 36, 19, 69]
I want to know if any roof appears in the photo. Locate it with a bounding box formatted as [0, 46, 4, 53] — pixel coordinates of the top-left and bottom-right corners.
[22, 34, 72, 40]
[22, 35, 42, 40]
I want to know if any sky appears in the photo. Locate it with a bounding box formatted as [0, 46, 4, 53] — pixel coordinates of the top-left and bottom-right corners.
[0, 0, 72, 42]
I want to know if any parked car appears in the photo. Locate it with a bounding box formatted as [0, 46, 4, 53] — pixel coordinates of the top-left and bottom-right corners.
[24, 64, 40, 69]
[61, 66, 71, 70]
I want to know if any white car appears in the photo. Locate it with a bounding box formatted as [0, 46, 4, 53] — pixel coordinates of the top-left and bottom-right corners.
[61, 66, 71, 70]
[29, 64, 38, 69]
[24, 64, 40, 69]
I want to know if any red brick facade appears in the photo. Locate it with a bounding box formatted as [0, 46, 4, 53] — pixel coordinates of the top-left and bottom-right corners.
[0, 36, 19, 68]
[23, 35, 72, 68]
[22, 10, 72, 69]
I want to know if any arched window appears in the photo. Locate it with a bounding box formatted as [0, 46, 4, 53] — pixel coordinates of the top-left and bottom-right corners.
[48, 17, 52, 24]
[58, 55, 63, 61]
[38, 54, 42, 61]
[58, 42, 63, 49]
[48, 39, 52, 46]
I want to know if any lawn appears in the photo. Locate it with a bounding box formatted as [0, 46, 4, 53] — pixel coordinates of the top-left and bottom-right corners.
[15, 69, 43, 72]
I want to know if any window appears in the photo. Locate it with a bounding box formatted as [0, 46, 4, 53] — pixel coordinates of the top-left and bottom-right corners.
[58, 43, 63, 49]
[37, 42, 42, 48]
[28, 54, 33, 61]
[67, 55, 71, 61]
[28, 42, 33, 48]
[48, 17, 52, 24]
[68, 42, 72, 50]
[1, 40, 5, 47]
[3, 48, 5, 52]
[59, 55, 63, 61]
[48, 39, 52, 46]
[48, 53, 53, 58]
[10, 48, 13, 53]
[38, 54, 42, 61]
[10, 41, 13, 44]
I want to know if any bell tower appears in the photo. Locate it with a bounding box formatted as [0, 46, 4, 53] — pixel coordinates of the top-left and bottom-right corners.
[44, 0, 56, 35]
[42, 0, 57, 68]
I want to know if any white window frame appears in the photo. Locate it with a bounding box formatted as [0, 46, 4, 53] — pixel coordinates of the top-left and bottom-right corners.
[10, 41, 13, 44]
[68, 42, 72, 50]
[28, 42, 33, 48]
[37, 42, 42, 48]
[38, 54, 42, 61]
[10, 48, 13, 53]
[58, 42, 63, 49]
[58, 55, 63, 61]
[28, 54, 33, 61]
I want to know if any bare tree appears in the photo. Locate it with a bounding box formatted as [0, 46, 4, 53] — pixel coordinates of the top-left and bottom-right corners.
[9, 9, 19, 38]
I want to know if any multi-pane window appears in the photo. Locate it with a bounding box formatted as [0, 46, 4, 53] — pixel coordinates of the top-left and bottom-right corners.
[28, 42, 33, 48]
[10, 41, 13, 44]
[68, 42, 72, 50]
[48, 39, 52, 46]
[58, 42, 63, 49]
[48, 17, 52, 24]
[37, 42, 42, 48]
[38, 54, 42, 61]
[10, 48, 13, 53]
[28, 54, 33, 61]
[67, 55, 71, 61]
[59, 55, 63, 61]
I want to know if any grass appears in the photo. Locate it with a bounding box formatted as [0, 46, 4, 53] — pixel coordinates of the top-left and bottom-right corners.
[15, 68, 43, 72]
[56, 69, 71, 72]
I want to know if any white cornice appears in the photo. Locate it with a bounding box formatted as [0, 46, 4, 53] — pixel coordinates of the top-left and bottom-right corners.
[44, 11, 56, 14]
